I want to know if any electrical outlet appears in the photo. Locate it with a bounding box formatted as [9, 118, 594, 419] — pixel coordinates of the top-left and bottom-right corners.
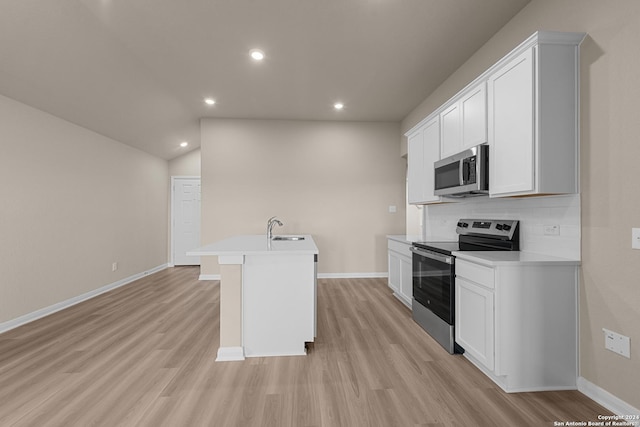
[603, 328, 630, 358]
[543, 224, 560, 236]
[388, 205, 397, 213]
[112, 262, 118, 272]
[632, 228, 640, 249]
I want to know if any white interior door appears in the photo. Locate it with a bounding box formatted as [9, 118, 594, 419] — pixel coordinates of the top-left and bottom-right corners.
[172, 177, 201, 266]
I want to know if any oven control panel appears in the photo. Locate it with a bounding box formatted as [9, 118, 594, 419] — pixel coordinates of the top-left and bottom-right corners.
[456, 219, 519, 239]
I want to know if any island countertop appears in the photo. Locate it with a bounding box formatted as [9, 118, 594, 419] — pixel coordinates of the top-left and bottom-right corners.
[187, 234, 319, 257]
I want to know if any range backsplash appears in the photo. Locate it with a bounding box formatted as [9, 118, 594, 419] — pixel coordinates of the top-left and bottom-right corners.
[422, 194, 580, 259]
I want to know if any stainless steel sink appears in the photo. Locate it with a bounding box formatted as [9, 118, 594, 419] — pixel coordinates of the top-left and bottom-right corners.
[272, 236, 305, 241]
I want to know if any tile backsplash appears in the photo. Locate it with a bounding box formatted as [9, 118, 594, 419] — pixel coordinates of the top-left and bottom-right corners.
[423, 194, 580, 259]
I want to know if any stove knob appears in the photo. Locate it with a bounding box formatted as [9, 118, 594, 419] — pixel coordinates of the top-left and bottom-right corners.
[496, 224, 503, 230]
[457, 222, 463, 227]
[503, 224, 511, 231]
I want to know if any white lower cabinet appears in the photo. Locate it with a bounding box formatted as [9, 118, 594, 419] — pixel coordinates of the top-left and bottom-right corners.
[399, 255, 412, 305]
[455, 276, 494, 370]
[455, 257, 578, 392]
[387, 238, 413, 308]
[388, 251, 401, 294]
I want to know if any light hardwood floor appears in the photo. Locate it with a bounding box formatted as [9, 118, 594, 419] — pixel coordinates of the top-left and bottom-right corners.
[0, 267, 610, 426]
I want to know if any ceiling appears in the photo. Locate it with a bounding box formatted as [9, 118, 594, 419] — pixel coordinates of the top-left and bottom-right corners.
[0, 0, 530, 160]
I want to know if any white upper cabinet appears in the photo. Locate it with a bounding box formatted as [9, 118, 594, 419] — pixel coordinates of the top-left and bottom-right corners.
[440, 102, 461, 158]
[407, 130, 424, 204]
[488, 32, 584, 198]
[487, 49, 535, 195]
[406, 31, 584, 201]
[408, 117, 440, 204]
[460, 83, 487, 148]
[440, 82, 487, 158]
[421, 118, 441, 203]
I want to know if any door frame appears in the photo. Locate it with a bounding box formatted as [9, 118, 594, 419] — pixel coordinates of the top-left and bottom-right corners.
[170, 176, 201, 267]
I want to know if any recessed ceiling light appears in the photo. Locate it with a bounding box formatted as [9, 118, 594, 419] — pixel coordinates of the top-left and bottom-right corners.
[334, 102, 344, 110]
[250, 49, 265, 61]
[204, 98, 216, 106]
[180, 141, 188, 148]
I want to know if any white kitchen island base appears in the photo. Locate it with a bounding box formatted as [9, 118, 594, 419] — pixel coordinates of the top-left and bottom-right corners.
[243, 254, 316, 357]
[188, 235, 318, 361]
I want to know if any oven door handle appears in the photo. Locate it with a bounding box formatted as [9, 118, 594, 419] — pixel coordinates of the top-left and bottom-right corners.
[410, 247, 453, 265]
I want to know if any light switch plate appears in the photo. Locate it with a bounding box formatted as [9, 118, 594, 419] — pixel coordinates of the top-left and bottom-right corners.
[388, 205, 397, 213]
[632, 228, 640, 249]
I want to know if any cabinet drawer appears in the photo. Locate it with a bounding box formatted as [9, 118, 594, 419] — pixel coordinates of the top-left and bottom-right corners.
[456, 260, 494, 289]
[388, 239, 412, 257]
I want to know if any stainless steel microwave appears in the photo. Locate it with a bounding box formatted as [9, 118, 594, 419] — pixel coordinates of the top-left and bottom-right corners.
[434, 144, 489, 197]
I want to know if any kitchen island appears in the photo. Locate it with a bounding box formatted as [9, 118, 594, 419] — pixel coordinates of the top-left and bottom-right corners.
[188, 235, 318, 361]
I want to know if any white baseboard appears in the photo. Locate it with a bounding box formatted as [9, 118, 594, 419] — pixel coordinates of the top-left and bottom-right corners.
[317, 272, 388, 279]
[0, 263, 169, 335]
[578, 376, 640, 416]
[199, 273, 387, 280]
[216, 346, 245, 362]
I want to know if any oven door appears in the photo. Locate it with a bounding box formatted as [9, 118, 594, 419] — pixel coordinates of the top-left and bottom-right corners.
[410, 247, 454, 325]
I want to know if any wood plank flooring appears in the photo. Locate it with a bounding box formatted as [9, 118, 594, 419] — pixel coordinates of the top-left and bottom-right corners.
[0, 267, 610, 426]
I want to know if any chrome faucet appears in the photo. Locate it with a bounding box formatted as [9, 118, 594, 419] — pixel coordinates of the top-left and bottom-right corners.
[267, 216, 283, 240]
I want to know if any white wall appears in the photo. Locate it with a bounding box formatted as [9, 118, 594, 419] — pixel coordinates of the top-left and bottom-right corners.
[200, 118, 406, 276]
[0, 94, 168, 325]
[168, 148, 201, 177]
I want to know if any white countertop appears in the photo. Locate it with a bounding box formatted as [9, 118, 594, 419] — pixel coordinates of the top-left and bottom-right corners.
[453, 250, 581, 267]
[187, 234, 319, 257]
[387, 235, 422, 245]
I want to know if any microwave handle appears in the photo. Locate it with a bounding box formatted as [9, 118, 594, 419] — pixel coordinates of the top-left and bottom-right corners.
[459, 159, 465, 185]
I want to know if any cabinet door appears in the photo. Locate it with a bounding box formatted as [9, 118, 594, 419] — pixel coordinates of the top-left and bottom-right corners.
[407, 130, 424, 204]
[399, 255, 413, 304]
[456, 277, 494, 370]
[488, 48, 534, 197]
[440, 102, 461, 158]
[421, 118, 440, 203]
[407, 117, 440, 204]
[461, 83, 487, 149]
[388, 251, 401, 292]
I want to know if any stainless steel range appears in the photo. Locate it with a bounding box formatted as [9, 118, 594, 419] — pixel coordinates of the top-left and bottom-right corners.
[410, 219, 519, 354]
